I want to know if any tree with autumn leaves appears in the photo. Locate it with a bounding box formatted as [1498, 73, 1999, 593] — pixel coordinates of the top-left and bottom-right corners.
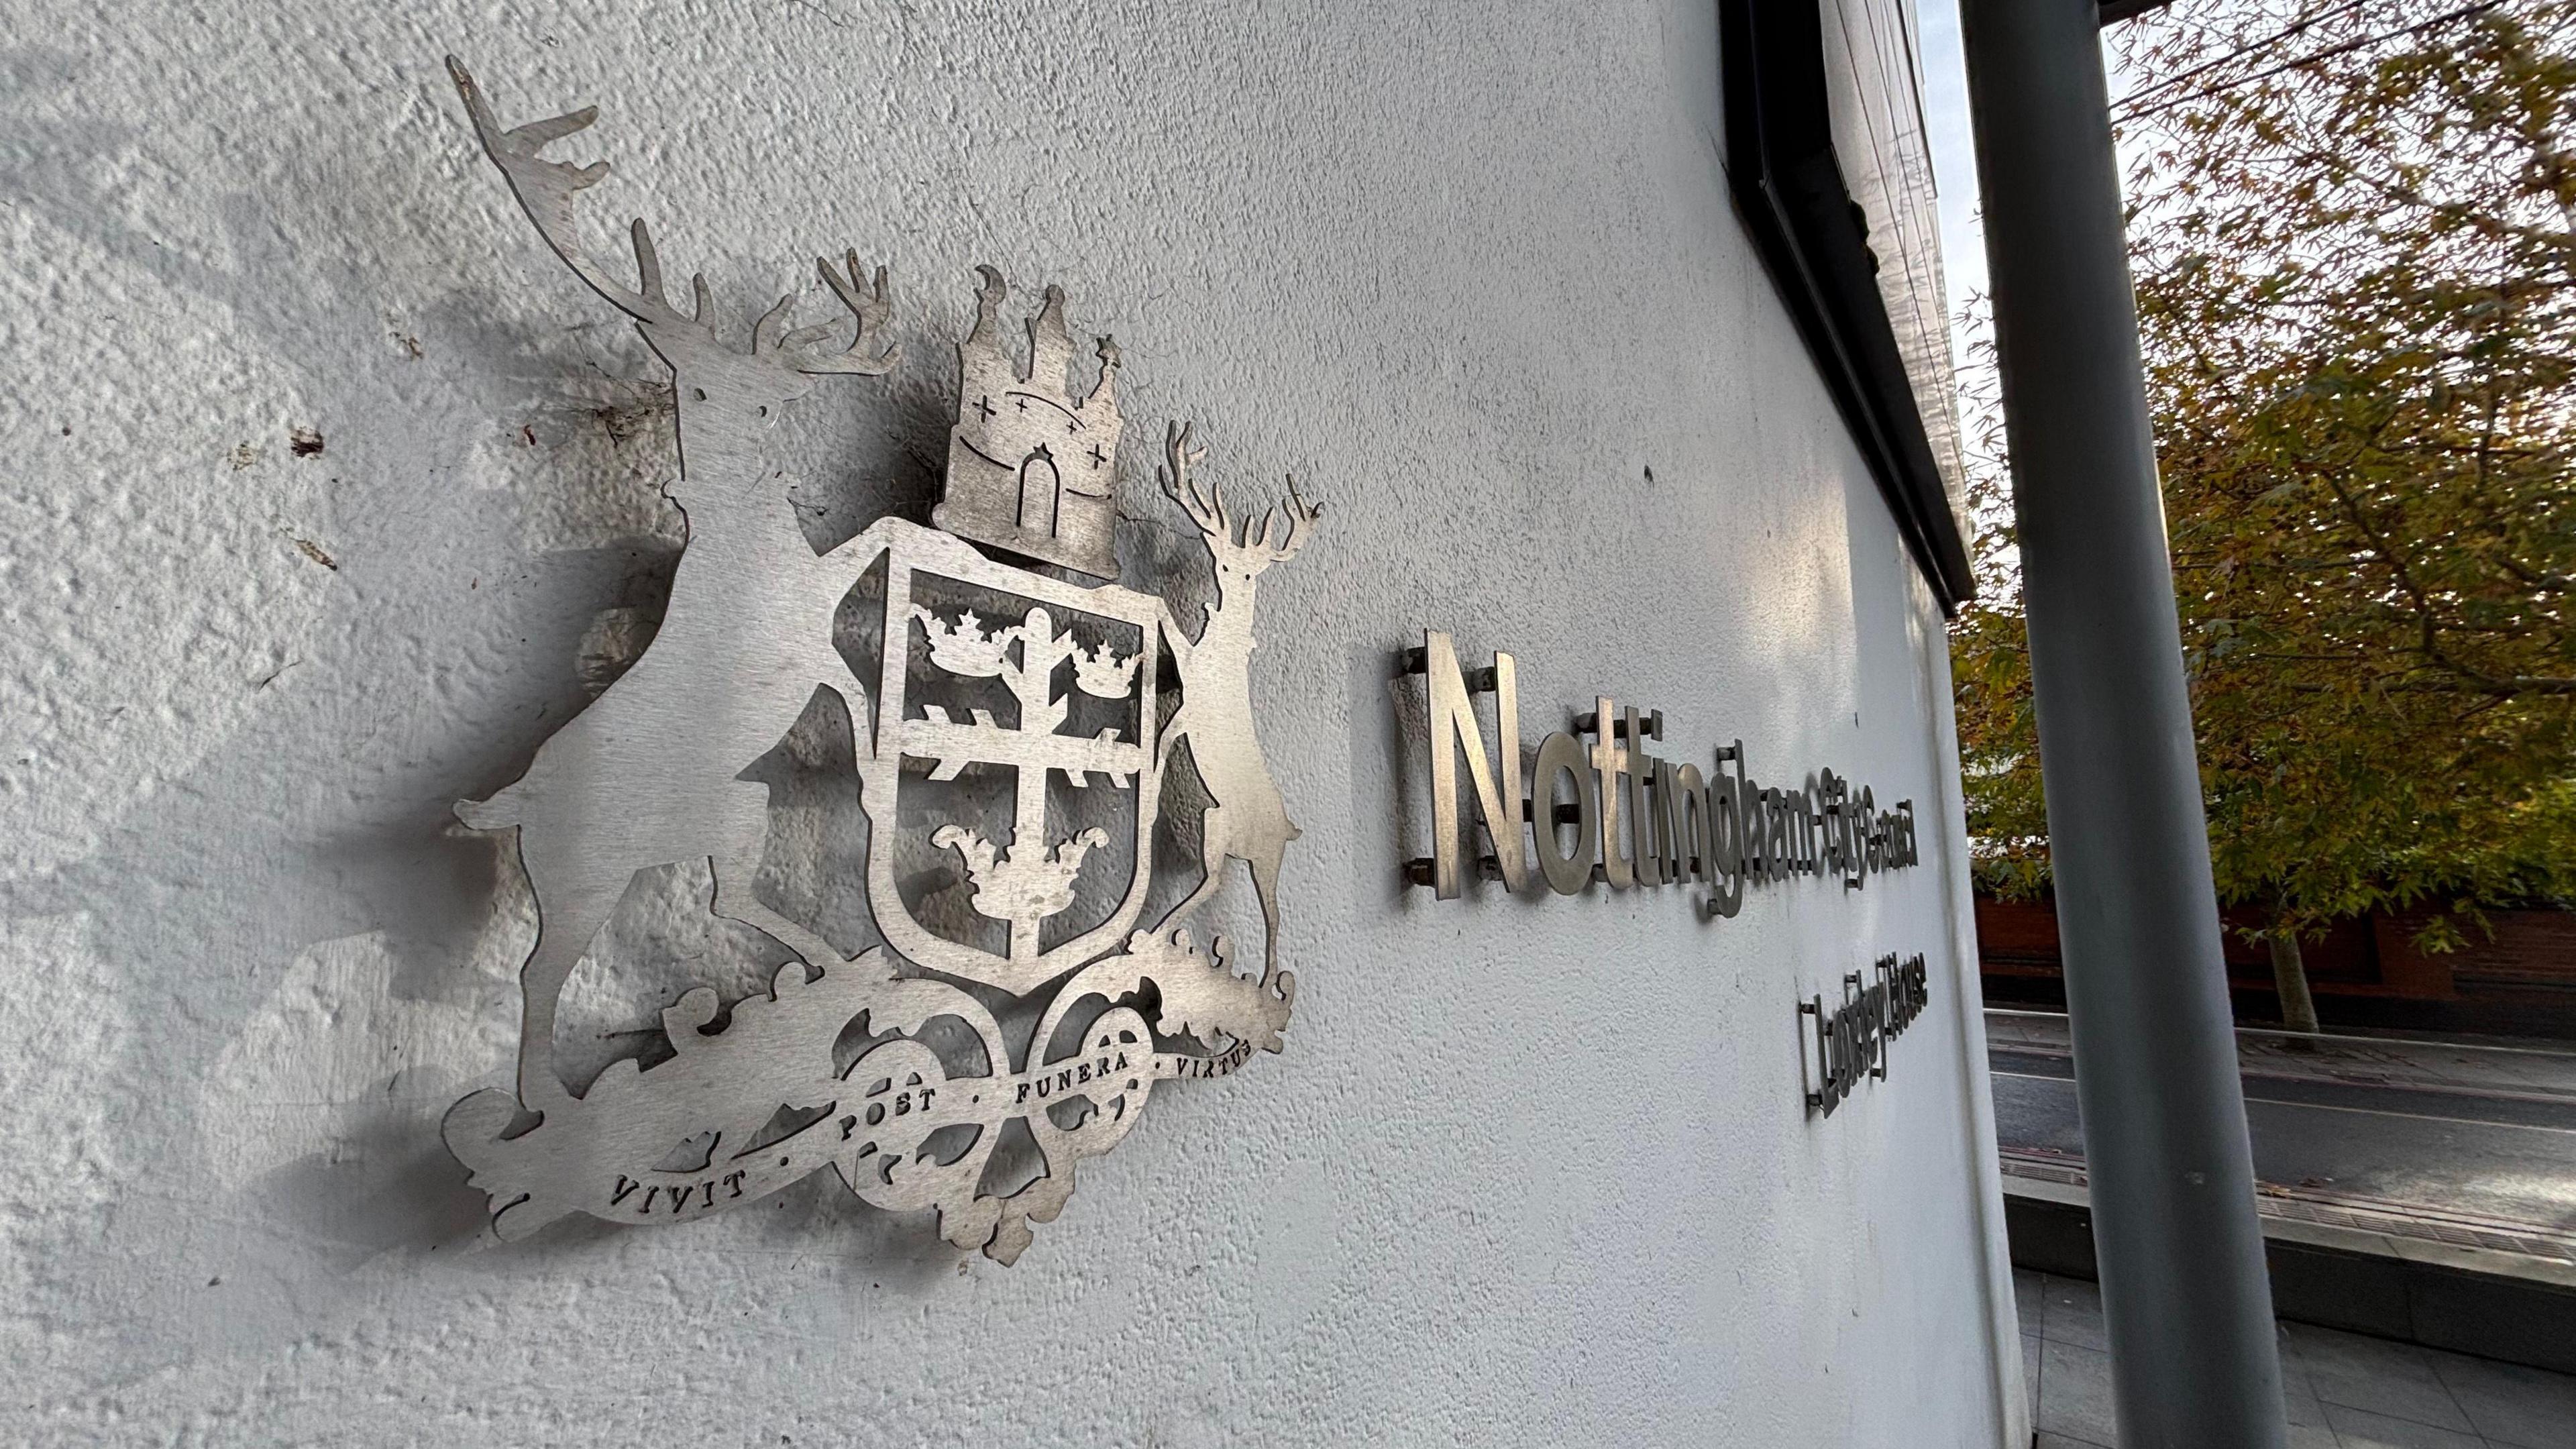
[1953, 0, 2576, 1030]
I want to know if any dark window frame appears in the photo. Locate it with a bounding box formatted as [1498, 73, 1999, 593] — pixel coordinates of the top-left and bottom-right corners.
[1719, 0, 1976, 610]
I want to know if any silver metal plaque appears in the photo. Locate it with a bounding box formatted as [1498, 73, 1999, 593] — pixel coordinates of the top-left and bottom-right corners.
[439, 59, 1319, 1264]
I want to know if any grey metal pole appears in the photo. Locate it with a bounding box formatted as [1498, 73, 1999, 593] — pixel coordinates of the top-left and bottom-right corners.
[1956, 3, 2288, 1446]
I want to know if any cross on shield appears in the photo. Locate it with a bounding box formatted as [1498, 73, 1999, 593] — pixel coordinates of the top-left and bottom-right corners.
[859, 519, 1171, 996]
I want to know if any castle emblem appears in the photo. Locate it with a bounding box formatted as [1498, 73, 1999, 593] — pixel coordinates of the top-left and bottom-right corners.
[938, 268, 1124, 578]
[439, 60, 1318, 1264]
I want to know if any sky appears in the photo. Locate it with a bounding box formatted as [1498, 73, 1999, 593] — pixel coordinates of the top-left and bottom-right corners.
[1912, 3, 2148, 478]
[1911, 2, 2155, 585]
[1914, 2, 1989, 354]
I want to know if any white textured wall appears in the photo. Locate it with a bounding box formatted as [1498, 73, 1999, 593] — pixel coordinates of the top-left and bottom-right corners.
[0, 1, 2020, 1444]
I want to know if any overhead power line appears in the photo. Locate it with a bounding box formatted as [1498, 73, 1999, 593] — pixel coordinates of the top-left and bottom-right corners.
[2112, 0, 2377, 112]
[2114, 2, 2504, 127]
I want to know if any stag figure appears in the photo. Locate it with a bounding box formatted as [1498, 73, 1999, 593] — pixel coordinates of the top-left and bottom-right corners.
[1152, 421, 1320, 987]
[446, 60, 901, 1115]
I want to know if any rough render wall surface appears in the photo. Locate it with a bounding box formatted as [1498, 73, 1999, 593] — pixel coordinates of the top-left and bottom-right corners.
[0, 1, 2020, 1444]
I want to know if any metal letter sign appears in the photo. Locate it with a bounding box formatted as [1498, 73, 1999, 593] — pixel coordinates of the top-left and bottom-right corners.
[1401, 631, 1921, 914]
[439, 60, 1318, 1264]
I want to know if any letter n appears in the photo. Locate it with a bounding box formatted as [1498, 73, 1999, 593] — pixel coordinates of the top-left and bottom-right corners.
[1423, 631, 1526, 896]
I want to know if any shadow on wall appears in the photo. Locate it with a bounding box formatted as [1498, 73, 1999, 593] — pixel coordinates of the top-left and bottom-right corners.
[0, 40, 998, 1366]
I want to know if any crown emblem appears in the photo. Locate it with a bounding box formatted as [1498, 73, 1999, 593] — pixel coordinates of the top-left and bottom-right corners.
[934, 266, 1123, 578]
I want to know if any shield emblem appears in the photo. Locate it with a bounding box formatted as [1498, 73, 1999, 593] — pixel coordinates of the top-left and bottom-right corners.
[859, 519, 1169, 996]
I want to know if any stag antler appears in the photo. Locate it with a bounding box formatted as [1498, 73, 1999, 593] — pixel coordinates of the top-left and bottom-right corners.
[1159, 420, 1224, 538]
[1244, 478, 1320, 568]
[780, 250, 901, 375]
[449, 58, 900, 373]
[1159, 420, 1320, 574]
[447, 56, 714, 333]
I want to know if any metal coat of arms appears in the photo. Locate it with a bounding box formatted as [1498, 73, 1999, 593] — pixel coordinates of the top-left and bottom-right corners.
[439, 60, 1317, 1264]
